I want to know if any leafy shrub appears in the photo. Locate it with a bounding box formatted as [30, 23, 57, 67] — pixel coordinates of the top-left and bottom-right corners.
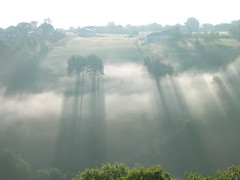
[72, 163, 172, 180]
[185, 172, 213, 180]
[73, 163, 128, 180]
[215, 165, 240, 180]
[101, 163, 129, 179]
[185, 166, 240, 180]
[73, 168, 103, 180]
[124, 165, 171, 180]
[72, 163, 240, 180]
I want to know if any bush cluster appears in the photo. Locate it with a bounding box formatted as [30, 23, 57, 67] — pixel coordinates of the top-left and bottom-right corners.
[72, 163, 172, 180]
[73, 163, 240, 180]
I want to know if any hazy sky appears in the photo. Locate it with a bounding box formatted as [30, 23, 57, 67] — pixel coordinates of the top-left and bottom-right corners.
[0, 0, 239, 29]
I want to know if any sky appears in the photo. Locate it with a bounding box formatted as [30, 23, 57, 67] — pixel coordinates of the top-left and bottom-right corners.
[0, 0, 239, 29]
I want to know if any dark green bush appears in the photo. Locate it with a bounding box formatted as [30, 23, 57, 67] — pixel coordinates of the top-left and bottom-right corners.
[124, 165, 172, 180]
[72, 163, 172, 180]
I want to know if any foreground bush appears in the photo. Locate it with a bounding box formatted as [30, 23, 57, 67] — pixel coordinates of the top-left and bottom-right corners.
[185, 165, 240, 180]
[215, 165, 240, 180]
[72, 163, 172, 180]
[185, 172, 213, 180]
[125, 165, 171, 180]
[73, 163, 240, 180]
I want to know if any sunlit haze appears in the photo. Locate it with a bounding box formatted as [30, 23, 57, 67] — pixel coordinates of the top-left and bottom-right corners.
[1, 0, 240, 179]
[0, 0, 239, 28]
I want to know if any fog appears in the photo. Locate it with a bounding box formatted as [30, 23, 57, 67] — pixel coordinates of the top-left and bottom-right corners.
[1, 55, 240, 175]
[1, 23, 240, 179]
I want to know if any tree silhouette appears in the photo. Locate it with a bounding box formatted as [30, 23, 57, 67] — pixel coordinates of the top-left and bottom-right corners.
[86, 54, 104, 124]
[67, 55, 86, 118]
[144, 55, 173, 122]
[185, 17, 200, 33]
[144, 55, 173, 94]
[87, 54, 104, 76]
[64, 54, 105, 169]
[86, 54, 105, 166]
[86, 54, 104, 110]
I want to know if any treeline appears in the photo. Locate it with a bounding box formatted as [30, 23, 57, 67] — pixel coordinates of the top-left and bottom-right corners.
[1, 149, 239, 180]
[0, 18, 65, 44]
[0, 149, 72, 180]
[73, 163, 240, 180]
[0, 18, 65, 93]
[69, 17, 240, 39]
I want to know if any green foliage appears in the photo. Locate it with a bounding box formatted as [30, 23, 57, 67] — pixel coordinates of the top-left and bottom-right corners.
[73, 163, 128, 180]
[101, 163, 129, 179]
[86, 54, 104, 76]
[75, 168, 103, 180]
[185, 17, 200, 32]
[124, 165, 171, 180]
[185, 172, 213, 180]
[67, 55, 86, 75]
[144, 55, 173, 80]
[67, 54, 104, 76]
[0, 150, 31, 180]
[72, 163, 173, 180]
[185, 166, 240, 180]
[36, 167, 65, 180]
[229, 20, 240, 39]
[0, 20, 65, 94]
[170, 26, 184, 41]
[215, 166, 240, 180]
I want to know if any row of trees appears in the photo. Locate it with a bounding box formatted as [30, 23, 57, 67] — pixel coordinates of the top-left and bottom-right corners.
[69, 17, 240, 39]
[67, 54, 104, 119]
[0, 149, 72, 180]
[72, 163, 240, 180]
[1, 148, 239, 180]
[0, 18, 65, 44]
[56, 54, 105, 172]
[0, 19, 65, 94]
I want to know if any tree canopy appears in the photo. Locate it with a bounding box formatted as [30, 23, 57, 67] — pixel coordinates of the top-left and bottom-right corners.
[185, 17, 200, 32]
[0, 150, 31, 180]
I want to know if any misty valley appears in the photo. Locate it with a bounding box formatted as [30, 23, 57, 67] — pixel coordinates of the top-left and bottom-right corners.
[0, 18, 240, 180]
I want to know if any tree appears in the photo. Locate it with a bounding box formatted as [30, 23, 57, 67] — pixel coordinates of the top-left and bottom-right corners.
[67, 55, 86, 90]
[72, 163, 172, 180]
[36, 167, 65, 180]
[30, 21, 38, 29]
[144, 55, 173, 94]
[125, 165, 171, 180]
[85, 54, 104, 122]
[16, 22, 33, 36]
[185, 172, 213, 180]
[44, 18, 52, 25]
[144, 55, 173, 121]
[86, 54, 104, 109]
[67, 55, 86, 116]
[229, 20, 240, 39]
[185, 17, 200, 33]
[214, 23, 231, 32]
[87, 54, 104, 77]
[0, 150, 31, 180]
[201, 23, 213, 32]
[39, 22, 54, 36]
